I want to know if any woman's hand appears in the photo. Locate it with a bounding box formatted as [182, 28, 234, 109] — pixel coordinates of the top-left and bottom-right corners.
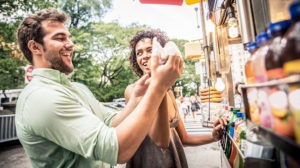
[130, 74, 151, 103]
[212, 117, 228, 141]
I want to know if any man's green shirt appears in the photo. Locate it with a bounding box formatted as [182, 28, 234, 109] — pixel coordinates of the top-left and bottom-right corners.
[16, 68, 119, 168]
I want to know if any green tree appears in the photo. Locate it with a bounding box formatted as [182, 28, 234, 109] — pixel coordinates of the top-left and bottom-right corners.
[70, 22, 146, 101]
[0, 0, 112, 91]
[0, 0, 59, 23]
[0, 22, 27, 90]
[60, 0, 111, 28]
[172, 39, 201, 96]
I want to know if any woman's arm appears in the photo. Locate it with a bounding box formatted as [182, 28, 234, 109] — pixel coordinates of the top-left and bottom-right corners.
[175, 118, 216, 146]
[175, 110, 228, 146]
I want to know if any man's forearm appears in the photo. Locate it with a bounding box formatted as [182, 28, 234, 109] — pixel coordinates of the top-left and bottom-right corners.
[116, 83, 166, 163]
[148, 94, 170, 148]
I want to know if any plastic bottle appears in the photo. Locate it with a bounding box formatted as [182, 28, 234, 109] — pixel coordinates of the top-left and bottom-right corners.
[280, 1, 300, 143]
[236, 114, 247, 149]
[229, 112, 243, 167]
[281, 2, 300, 76]
[245, 42, 258, 84]
[252, 33, 271, 83]
[225, 108, 238, 158]
[228, 109, 239, 133]
[232, 112, 243, 139]
[265, 20, 291, 80]
[265, 20, 294, 137]
[244, 42, 258, 127]
[250, 33, 274, 129]
[246, 38, 269, 125]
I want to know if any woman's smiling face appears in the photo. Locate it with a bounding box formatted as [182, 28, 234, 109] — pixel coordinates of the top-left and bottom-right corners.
[135, 38, 152, 75]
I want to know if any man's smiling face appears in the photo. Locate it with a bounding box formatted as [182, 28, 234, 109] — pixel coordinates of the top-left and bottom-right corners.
[40, 20, 74, 74]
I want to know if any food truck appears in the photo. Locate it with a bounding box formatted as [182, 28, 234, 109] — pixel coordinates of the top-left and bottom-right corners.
[190, 0, 300, 167]
[141, 0, 300, 167]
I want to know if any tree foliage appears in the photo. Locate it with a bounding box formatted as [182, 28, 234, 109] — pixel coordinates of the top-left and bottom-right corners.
[0, 0, 112, 91]
[0, 22, 27, 90]
[70, 22, 146, 101]
[0, 0, 202, 101]
[172, 39, 201, 96]
[60, 0, 111, 28]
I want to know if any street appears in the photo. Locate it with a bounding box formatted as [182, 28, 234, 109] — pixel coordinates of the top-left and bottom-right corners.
[183, 114, 221, 168]
[0, 114, 221, 168]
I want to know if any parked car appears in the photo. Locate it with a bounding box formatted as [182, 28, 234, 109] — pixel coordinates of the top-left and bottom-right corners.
[100, 102, 121, 113]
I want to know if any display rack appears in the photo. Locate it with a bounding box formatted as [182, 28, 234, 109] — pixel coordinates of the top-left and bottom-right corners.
[241, 75, 300, 120]
[247, 120, 300, 165]
[240, 75, 300, 166]
[220, 132, 276, 168]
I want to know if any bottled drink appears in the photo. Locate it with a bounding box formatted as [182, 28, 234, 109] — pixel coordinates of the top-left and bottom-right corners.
[265, 20, 291, 80]
[229, 111, 242, 167]
[247, 88, 260, 124]
[281, 1, 300, 143]
[228, 108, 239, 132]
[245, 42, 258, 84]
[281, 2, 300, 76]
[258, 87, 274, 129]
[225, 108, 238, 158]
[234, 113, 246, 148]
[251, 33, 274, 129]
[252, 33, 271, 83]
[265, 20, 294, 137]
[232, 112, 243, 139]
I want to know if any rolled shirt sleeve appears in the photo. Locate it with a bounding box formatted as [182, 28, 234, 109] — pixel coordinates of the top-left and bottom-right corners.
[72, 83, 117, 127]
[24, 87, 119, 165]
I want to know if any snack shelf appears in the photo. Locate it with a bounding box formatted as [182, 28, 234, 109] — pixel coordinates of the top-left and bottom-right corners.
[240, 75, 300, 166]
[247, 120, 300, 165]
[241, 75, 300, 88]
[220, 131, 276, 168]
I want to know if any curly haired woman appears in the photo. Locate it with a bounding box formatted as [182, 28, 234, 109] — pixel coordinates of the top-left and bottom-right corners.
[123, 29, 227, 168]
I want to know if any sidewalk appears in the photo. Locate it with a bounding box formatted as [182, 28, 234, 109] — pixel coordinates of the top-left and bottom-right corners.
[0, 141, 31, 168]
[183, 114, 221, 168]
[0, 114, 221, 168]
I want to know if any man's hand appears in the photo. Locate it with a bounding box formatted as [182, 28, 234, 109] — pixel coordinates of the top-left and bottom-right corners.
[212, 117, 229, 141]
[150, 48, 184, 92]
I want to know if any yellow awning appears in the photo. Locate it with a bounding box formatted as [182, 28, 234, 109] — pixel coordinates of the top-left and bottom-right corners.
[185, 0, 206, 5]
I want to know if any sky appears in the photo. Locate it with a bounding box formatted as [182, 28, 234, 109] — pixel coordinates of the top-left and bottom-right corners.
[103, 0, 203, 41]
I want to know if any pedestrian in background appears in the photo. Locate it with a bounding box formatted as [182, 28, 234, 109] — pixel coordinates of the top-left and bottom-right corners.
[195, 94, 201, 112]
[234, 82, 245, 109]
[191, 95, 201, 121]
[180, 96, 189, 122]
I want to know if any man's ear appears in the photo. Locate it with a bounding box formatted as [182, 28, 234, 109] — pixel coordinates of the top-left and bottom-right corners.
[28, 40, 43, 56]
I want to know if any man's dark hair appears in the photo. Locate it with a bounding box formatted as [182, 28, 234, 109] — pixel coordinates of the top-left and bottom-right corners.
[17, 9, 68, 64]
[129, 29, 168, 77]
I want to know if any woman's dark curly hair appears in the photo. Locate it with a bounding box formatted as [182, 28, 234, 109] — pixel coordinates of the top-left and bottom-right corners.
[235, 82, 245, 95]
[129, 29, 169, 77]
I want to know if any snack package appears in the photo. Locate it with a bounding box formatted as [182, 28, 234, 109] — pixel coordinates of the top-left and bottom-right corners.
[148, 37, 182, 69]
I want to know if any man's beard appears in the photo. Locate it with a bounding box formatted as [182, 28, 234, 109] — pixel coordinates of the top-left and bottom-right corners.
[49, 56, 73, 75]
[44, 49, 73, 74]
